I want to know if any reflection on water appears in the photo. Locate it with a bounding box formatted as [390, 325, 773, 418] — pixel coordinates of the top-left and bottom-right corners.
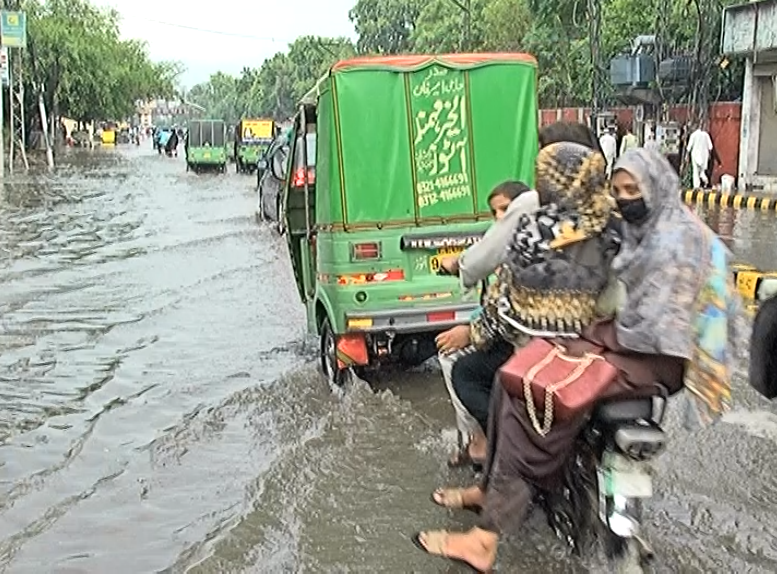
[0, 148, 776, 573]
[696, 204, 777, 270]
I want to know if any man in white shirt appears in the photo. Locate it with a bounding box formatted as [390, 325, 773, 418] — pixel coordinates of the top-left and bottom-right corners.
[686, 122, 714, 189]
[599, 128, 617, 178]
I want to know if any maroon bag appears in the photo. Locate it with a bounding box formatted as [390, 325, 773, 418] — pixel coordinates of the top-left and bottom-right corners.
[498, 338, 619, 436]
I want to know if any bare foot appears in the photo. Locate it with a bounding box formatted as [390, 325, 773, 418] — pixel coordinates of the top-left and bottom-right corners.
[432, 485, 485, 510]
[416, 528, 498, 572]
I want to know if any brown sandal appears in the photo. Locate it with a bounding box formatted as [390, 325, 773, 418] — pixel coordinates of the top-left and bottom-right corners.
[411, 530, 489, 573]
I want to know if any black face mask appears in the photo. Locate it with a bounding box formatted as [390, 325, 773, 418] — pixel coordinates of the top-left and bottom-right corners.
[616, 197, 649, 224]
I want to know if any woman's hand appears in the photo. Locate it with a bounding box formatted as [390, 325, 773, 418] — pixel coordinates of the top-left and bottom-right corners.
[435, 325, 471, 354]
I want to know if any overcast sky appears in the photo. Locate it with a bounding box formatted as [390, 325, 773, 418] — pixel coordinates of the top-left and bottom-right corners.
[93, 0, 357, 87]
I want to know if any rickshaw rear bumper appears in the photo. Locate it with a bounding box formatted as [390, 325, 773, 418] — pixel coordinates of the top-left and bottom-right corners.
[344, 303, 476, 335]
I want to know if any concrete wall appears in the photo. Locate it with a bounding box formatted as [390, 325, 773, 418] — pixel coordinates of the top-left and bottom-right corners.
[721, 0, 777, 192]
[757, 74, 777, 176]
[739, 61, 777, 191]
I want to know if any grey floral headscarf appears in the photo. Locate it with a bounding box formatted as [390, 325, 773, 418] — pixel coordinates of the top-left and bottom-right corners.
[614, 148, 747, 428]
[612, 149, 707, 358]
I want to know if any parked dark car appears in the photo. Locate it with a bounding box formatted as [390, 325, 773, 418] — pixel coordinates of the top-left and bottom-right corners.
[255, 133, 290, 231]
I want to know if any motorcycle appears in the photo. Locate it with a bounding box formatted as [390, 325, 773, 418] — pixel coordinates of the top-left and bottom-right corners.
[539, 386, 668, 568]
[436, 266, 666, 567]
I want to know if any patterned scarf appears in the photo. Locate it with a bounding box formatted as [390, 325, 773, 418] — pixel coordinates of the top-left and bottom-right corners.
[471, 142, 620, 347]
[503, 142, 619, 336]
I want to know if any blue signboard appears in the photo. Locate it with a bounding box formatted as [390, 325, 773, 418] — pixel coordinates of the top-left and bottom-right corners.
[1, 11, 27, 48]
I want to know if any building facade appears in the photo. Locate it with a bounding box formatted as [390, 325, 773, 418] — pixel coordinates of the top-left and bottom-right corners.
[722, 0, 777, 193]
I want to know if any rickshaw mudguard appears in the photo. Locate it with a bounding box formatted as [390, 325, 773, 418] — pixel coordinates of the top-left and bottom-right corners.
[314, 289, 369, 369]
[336, 333, 369, 369]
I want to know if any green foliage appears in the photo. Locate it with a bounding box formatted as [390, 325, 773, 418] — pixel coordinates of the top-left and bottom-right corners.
[376, 0, 739, 108]
[348, 0, 421, 54]
[182, 0, 743, 121]
[186, 36, 354, 123]
[19, 0, 182, 123]
[411, 0, 484, 53]
[480, 0, 533, 52]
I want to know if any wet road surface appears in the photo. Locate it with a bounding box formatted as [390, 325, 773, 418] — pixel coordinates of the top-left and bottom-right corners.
[0, 145, 776, 573]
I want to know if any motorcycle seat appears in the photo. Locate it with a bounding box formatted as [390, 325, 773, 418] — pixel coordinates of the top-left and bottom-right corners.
[593, 398, 654, 423]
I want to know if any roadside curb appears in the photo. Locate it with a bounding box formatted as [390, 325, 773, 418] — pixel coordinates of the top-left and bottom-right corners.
[683, 189, 777, 211]
[732, 264, 777, 301]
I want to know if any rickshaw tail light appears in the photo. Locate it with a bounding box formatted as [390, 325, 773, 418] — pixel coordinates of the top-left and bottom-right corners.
[293, 168, 315, 187]
[351, 242, 381, 260]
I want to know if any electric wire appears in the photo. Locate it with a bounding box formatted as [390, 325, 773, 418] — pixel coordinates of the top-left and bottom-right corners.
[119, 15, 295, 43]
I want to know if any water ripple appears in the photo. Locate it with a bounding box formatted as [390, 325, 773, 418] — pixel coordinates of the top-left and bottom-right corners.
[0, 147, 776, 573]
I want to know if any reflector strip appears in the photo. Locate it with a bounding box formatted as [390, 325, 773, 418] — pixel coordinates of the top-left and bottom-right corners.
[398, 292, 453, 302]
[337, 269, 404, 285]
[427, 311, 455, 322]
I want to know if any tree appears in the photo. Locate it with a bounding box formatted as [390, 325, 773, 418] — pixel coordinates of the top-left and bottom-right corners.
[182, 0, 744, 119]
[22, 0, 181, 126]
[347, 0, 743, 108]
[187, 36, 355, 122]
[255, 53, 297, 120]
[187, 72, 240, 123]
[411, 0, 488, 53]
[286, 36, 355, 98]
[411, 0, 535, 53]
[481, 0, 534, 52]
[348, 0, 421, 54]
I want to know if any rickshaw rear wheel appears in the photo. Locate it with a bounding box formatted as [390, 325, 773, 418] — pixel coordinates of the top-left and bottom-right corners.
[320, 317, 349, 387]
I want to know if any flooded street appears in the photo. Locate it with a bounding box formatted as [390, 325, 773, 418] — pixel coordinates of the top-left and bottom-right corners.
[1, 145, 777, 573]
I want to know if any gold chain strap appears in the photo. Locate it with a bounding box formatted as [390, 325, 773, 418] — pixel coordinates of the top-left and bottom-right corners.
[523, 346, 597, 437]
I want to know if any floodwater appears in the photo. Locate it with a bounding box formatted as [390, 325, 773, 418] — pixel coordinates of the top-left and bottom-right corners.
[0, 145, 776, 574]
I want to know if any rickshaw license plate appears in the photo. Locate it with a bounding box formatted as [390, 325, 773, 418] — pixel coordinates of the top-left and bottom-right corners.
[204, 152, 211, 158]
[429, 247, 465, 272]
[598, 462, 653, 498]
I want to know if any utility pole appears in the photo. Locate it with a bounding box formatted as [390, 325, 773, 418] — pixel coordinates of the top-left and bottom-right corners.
[588, 0, 603, 120]
[1, 47, 5, 179]
[8, 45, 28, 172]
[37, 87, 54, 170]
[1, 7, 29, 175]
[654, 0, 670, 121]
[447, 0, 471, 51]
[464, 0, 471, 52]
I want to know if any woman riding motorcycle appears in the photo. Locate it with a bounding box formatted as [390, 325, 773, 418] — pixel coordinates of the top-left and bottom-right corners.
[439, 122, 606, 470]
[413, 148, 742, 572]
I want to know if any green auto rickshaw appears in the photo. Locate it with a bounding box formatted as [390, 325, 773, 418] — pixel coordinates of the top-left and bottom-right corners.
[282, 53, 539, 385]
[235, 118, 275, 174]
[185, 119, 228, 173]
